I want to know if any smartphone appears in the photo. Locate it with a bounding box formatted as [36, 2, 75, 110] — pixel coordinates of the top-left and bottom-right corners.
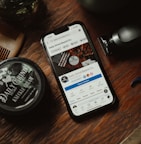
[41, 22, 118, 120]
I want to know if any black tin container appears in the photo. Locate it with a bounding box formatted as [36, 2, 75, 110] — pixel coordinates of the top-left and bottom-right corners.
[0, 57, 46, 115]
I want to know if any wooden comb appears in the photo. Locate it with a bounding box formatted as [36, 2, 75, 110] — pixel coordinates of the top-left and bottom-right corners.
[0, 22, 24, 61]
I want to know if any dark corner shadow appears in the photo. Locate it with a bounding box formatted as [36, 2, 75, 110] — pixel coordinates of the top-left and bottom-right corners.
[4, 79, 61, 132]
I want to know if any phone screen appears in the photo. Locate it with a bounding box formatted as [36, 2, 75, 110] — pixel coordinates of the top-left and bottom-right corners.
[43, 23, 115, 117]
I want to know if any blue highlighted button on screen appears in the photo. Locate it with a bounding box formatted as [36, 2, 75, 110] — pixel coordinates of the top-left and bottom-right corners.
[65, 74, 102, 91]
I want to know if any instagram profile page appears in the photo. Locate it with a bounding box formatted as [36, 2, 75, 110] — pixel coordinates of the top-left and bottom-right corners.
[45, 24, 113, 116]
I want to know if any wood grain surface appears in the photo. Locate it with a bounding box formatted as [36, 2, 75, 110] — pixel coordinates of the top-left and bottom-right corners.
[0, 0, 141, 144]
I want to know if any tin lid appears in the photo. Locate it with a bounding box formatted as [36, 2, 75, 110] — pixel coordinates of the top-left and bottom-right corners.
[0, 57, 46, 115]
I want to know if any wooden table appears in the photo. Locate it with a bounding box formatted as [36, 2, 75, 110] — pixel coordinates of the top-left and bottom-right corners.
[0, 0, 141, 144]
